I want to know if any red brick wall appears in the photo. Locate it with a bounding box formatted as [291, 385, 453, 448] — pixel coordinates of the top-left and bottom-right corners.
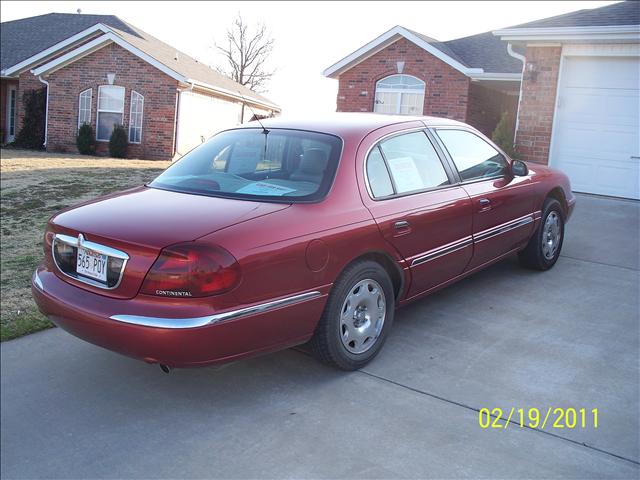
[514, 46, 562, 164]
[466, 82, 519, 137]
[13, 33, 106, 137]
[45, 42, 178, 160]
[336, 37, 470, 121]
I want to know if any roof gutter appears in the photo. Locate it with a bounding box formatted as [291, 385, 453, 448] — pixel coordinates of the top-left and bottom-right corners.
[37, 75, 50, 148]
[493, 24, 640, 43]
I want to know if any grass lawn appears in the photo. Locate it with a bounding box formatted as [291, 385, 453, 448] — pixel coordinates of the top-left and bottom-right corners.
[0, 148, 171, 341]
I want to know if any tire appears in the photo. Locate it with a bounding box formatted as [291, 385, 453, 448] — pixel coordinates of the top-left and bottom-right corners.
[310, 260, 395, 370]
[518, 198, 564, 271]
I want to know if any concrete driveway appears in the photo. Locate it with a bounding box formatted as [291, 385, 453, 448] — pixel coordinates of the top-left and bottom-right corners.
[2, 193, 639, 479]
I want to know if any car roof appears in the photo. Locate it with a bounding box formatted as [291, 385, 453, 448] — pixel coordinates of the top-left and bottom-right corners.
[237, 112, 467, 138]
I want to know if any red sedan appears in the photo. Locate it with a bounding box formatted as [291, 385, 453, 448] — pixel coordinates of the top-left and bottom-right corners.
[32, 114, 575, 371]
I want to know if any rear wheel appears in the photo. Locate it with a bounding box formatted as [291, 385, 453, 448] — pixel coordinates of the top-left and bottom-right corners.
[518, 198, 564, 270]
[310, 260, 394, 370]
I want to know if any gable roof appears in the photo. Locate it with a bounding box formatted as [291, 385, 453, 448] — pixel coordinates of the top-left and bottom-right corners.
[0, 13, 279, 111]
[0, 13, 133, 71]
[511, 1, 639, 29]
[323, 25, 522, 80]
[494, 1, 640, 42]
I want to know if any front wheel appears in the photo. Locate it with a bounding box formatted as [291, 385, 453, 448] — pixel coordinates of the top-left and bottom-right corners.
[518, 198, 565, 270]
[309, 260, 395, 370]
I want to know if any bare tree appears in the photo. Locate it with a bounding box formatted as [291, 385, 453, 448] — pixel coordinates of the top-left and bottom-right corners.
[215, 14, 275, 93]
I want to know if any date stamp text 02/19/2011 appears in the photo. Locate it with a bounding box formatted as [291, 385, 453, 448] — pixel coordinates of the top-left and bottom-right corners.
[479, 407, 599, 430]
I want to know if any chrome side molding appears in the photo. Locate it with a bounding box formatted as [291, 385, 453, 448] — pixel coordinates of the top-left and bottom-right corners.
[474, 214, 534, 243]
[410, 212, 537, 268]
[109, 290, 323, 329]
[411, 236, 473, 267]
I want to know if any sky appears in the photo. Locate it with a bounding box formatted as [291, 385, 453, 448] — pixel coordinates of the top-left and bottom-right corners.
[0, 1, 617, 114]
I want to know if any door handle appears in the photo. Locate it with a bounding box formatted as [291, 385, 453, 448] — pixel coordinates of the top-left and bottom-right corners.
[479, 198, 492, 211]
[394, 220, 411, 229]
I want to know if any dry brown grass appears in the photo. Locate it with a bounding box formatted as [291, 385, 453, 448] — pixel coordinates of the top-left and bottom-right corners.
[1, 148, 171, 340]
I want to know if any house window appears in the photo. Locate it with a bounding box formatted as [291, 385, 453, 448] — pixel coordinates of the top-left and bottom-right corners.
[78, 88, 92, 129]
[7, 86, 17, 140]
[374, 74, 425, 115]
[97, 85, 125, 141]
[128, 91, 144, 144]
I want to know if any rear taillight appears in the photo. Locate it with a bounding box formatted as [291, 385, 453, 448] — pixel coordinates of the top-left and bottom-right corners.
[141, 243, 240, 297]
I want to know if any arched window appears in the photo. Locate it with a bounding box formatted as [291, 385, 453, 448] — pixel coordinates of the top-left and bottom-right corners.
[78, 88, 92, 129]
[374, 74, 425, 115]
[129, 90, 144, 144]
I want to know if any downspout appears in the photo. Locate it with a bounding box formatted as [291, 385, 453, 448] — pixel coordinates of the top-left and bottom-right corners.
[173, 81, 194, 159]
[37, 75, 50, 148]
[507, 43, 526, 146]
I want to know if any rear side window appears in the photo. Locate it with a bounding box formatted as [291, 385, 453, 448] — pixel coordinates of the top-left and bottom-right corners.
[365, 131, 449, 198]
[436, 129, 508, 182]
[366, 147, 394, 198]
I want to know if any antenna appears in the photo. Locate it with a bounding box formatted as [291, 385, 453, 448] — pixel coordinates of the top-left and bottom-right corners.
[237, 90, 269, 135]
[237, 90, 270, 172]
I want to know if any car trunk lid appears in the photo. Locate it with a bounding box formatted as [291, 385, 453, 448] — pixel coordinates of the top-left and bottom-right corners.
[48, 186, 289, 298]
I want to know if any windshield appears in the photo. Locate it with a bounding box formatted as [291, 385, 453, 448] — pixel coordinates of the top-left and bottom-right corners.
[150, 128, 343, 202]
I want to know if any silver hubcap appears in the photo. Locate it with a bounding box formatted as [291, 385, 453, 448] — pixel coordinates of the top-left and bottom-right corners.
[339, 279, 386, 354]
[542, 211, 562, 260]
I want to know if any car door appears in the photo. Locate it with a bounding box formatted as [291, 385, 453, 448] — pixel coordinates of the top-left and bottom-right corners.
[433, 128, 535, 270]
[358, 127, 473, 300]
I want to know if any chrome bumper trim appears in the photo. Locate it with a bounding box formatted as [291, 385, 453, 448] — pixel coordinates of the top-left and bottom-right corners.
[474, 214, 534, 243]
[33, 270, 44, 291]
[52, 233, 129, 290]
[411, 236, 473, 267]
[109, 290, 323, 329]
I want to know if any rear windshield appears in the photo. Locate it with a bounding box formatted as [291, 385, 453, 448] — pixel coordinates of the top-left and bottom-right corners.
[150, 128, 343, 202]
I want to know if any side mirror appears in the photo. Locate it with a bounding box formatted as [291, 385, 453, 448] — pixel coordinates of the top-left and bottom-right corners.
[511, 160, 528, 177]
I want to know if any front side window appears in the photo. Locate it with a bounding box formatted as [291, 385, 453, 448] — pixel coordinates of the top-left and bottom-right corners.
[150, 128, 342, 202]
[366, 131, 448, 197]
[129, 91, 144, 143]
[97, 85, 125, 141]
[374, 74, 425, 115]
[436, 129, 508, 182]
[78, 88, 92, 129]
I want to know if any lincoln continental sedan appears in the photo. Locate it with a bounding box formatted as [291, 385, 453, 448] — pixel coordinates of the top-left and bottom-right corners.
[32, 114, 575, 371]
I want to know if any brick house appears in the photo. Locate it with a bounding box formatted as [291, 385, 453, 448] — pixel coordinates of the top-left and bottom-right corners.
[494, 1, 639, 199]
[323, 26, 523, 137]
[0, 14, 280, 160]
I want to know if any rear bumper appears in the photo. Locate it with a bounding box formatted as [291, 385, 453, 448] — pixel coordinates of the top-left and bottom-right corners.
[32, 267, 328, 367]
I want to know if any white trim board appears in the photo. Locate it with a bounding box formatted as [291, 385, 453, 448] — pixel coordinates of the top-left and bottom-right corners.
[323, 25, 486, 78]
[1, 23, 111, 77]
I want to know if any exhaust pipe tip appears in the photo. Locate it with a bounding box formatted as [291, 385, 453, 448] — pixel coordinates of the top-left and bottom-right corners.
[159, 364, 171, 374]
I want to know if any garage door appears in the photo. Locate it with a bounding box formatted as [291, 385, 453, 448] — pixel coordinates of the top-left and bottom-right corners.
[551, 56, 640, 199]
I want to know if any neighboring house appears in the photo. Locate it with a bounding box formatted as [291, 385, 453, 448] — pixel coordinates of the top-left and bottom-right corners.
[323, 26, 523, 136]
[0, 13, 281, 159]
[494, 1, 639, 199]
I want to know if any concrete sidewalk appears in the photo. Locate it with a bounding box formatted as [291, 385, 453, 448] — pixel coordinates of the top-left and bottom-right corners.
[2, 194, 639, 479]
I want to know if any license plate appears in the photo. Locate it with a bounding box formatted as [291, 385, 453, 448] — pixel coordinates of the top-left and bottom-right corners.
[76, 246, 108, 283]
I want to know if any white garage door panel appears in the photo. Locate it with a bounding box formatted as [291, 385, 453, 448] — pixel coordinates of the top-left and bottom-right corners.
[552, 55, 640, 199]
